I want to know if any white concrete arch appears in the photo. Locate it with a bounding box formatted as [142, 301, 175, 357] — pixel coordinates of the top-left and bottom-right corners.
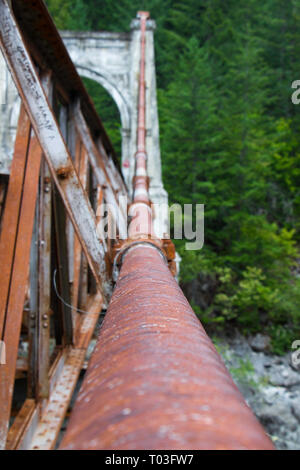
[0, 49, 20, 174]
[0, 21, 169, 236]
[76, 65, 130, 131]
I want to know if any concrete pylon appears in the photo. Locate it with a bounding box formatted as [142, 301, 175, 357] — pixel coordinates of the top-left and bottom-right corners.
[0, 16, 169, 236]
[0, 49, 21, 175]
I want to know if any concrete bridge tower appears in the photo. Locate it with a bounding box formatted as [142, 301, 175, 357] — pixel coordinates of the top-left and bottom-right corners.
[0, 16, 169, 236]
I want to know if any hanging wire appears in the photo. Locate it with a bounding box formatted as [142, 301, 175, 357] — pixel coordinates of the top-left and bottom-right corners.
[53, 268, 90, 315]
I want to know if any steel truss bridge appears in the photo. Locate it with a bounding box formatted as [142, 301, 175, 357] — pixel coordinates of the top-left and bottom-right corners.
[0, 0, 274, 450]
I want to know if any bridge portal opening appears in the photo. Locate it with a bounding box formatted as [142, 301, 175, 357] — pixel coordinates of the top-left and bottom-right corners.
[81, 76, 122, 161]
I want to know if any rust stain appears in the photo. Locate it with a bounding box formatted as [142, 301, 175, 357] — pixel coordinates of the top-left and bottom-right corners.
[60, 13, 273, 449]
[56, 166, 72, 179]
[60, 246, 274, 450]
[0, 2, 275, 451]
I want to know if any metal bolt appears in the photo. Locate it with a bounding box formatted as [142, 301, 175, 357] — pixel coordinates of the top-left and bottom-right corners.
[42, 314, 48, 320]
[43, 322, 48, 328]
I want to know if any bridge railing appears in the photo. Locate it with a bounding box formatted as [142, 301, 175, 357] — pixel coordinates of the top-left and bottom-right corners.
[0, 0, 127, 449]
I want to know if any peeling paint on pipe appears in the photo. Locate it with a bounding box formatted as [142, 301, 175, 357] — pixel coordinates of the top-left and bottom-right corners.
[61, 245, 274, 450]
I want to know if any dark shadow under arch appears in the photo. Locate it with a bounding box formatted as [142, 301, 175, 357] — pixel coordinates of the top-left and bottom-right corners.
[82, 76, 122, 160]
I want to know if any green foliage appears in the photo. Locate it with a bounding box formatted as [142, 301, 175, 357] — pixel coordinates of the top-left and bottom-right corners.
[46, 0, 300, 354]
[230, 357, 269, 390]
[212, 338, 268, 389]
[81, 77, 122, 158]
[229, 358, 257, 388]
[268, 325, 298, 356]
[179, 243, 300, 352]
[271, 118, 300, 235]
[45, 0, 91, 30]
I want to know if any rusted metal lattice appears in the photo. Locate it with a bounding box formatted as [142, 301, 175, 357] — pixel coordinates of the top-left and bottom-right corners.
[0, 0, 126, 449]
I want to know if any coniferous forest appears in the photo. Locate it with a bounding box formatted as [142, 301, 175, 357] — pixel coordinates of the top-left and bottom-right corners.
[46, 0, 300, 353]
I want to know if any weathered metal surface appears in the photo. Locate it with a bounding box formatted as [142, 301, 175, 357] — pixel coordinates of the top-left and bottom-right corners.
[127, 12, 155, 241]
[48, 351, 67, 398]
[95, 185, 104, 227]
[73, 140, 88, 333]
[4, 294, 102, 451]
[61, 245, 274, 450]
[0, 0, 275, 451]
[78, 253, 89, 312]
[27, 72, 52, 400]
[6, 399, 36, 450]
[75, 139, 89, 317]
[0, 0, 110, 300]
[132, 12, 149, 204]
[37, 158, 52, 398]
[15, 407, 39, 451]
[72, 104, 127, 239]
[60, 12, 273, 450]
[62, 105, 75, 285]
[0, 111, 43, 448]
[27, 198, 39, 398]
[97, 138, 127, 197]
[29, 294, 102, 450]
[0, 177, 8, 229]
[0, 0, 128, 450]
[0, 105, 30, 340]
[10, 0, 123, 175]
[75, 293, 102, 349]
[29, 348, 85, 450]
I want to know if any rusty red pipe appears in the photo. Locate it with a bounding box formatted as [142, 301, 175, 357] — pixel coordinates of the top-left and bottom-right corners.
[129, 11, 152, 240]
[61, 11, 274, 450]
[61, 245, 274, 450]
[136, 11, 148, 160]
[127, 11, 154, 240]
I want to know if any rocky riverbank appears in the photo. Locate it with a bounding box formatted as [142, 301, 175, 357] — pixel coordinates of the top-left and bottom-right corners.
[213, 331, 300, 449]
[59, 329, 300, 449]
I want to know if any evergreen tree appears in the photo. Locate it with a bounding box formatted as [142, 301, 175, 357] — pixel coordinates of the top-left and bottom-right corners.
[45, 0, 91, 30]
[82, 77, 122, 158]
[44, 0, 300, 352]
